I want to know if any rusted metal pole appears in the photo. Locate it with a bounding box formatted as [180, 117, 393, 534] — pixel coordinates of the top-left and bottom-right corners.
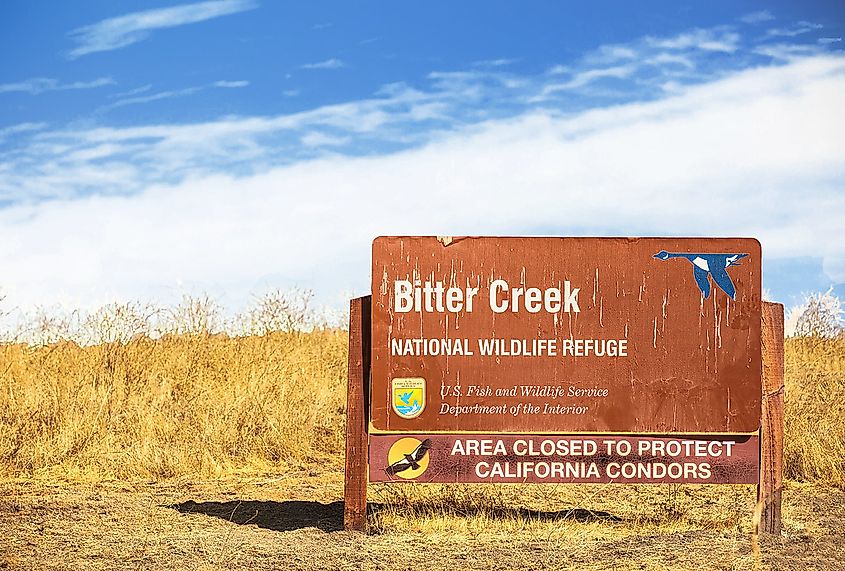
[344, 296, 371, 532]
[758, 301, 784, 535]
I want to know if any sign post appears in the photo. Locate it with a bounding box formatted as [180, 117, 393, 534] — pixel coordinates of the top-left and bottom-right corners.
[343, 295, 370, 532]
[344, 237, 783, 533]
[759, 301, 784, 535]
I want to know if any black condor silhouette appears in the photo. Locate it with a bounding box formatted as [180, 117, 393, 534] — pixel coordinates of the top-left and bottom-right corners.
[385, 438, 432, 476]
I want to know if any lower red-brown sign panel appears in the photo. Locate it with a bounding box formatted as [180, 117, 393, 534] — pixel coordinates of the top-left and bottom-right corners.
[369, 434, 759, 484]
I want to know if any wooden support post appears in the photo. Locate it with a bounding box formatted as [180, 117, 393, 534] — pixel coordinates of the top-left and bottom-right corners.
[758, 301, 784, 535]
[344, 295, 371, 532]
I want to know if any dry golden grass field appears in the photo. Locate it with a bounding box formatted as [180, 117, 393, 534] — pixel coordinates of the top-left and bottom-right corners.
[0, 315, 844, 570]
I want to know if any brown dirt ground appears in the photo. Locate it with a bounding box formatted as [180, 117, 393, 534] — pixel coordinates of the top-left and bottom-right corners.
[1, 470, 843, 571]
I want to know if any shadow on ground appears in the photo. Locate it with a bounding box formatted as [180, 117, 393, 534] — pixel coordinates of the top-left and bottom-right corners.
[169, 500, 345, 532]
[168, 499, 620, 533]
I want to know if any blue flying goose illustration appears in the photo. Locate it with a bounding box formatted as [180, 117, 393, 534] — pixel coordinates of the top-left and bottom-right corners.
[653, 251, 748, 300]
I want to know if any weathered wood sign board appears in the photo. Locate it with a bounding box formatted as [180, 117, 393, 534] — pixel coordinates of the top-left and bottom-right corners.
[366, 237, 762, 485]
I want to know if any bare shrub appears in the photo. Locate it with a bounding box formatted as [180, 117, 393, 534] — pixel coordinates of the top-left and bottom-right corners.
[787, 288, 844, 338]
[239, 289, 314, 335]
[13, 306, 78, 346]
[81, 301, 161, 345]
[165, 294, 224, 336]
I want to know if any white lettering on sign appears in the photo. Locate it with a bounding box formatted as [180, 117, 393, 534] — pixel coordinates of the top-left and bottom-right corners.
[440, 437, 742, 483]
[394, 280, 479, 313]
[394, 279, 579, 314]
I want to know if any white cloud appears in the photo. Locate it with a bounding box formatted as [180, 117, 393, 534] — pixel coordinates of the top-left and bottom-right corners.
[0, 122, 47, 141]
[300, 58, 345, 70]
[0, 89, 444, 202]
[754, 43, 821, 61]
[0, 77, 114, 95]
[647, 29, 740, 53]
[67, 0, 257, 58]
[102, 80, 247, 110]
[214, 80, 249, 88]
[538, 65, 635, 97]
[106, 86, 203, 109]
[5, 20, 842, 208]
[539, 26, 755, 101]
[426, 70, 525, 100]
[300, 132, 350, 147]
[584, 45, 639, 64]
[645, 53, 695, 69]
[818, 37, 842, 45]
[740, 11, 775, 25]
[109, 84, 153, 99]
[472, 58, 518, 68]
[767, 21, 823, 38]
[0, 55, 843, 312]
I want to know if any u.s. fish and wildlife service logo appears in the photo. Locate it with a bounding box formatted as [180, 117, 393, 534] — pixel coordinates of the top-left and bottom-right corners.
[391, 377, 426, 419]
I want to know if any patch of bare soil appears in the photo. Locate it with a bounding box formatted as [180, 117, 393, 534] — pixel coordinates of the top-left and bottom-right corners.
[1, 473, 843, 571]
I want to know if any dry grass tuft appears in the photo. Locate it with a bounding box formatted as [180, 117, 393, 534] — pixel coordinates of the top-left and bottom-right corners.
[783, 337, 845, 488]
[368, 481, 753, 539]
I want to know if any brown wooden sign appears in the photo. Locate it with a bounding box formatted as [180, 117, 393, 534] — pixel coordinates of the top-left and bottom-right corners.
[370, 237, 762, 434]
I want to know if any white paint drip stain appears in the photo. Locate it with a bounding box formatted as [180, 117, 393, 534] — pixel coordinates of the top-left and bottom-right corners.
[593, 268, 599, 306]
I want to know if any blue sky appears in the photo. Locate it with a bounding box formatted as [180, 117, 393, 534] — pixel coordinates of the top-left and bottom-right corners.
[1, 1, 844, 321]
